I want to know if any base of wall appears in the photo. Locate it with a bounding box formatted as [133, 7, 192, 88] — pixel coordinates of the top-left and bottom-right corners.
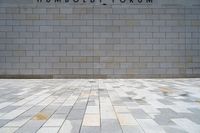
[0, 74, 200, 79]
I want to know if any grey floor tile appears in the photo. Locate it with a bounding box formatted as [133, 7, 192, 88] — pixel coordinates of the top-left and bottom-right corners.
[101, 119, 122, 133]
[15, 120, 45, 133]
[162, 126, 188, 133]
[55, 106, 72, 114]
[130, 109, 151, 119]
[121, 125, 144, 133]
[59, 120, 82, 133]
[67, 109, 85, 120]
[0, 119, 10, 127]
[80, 126, 101, 133]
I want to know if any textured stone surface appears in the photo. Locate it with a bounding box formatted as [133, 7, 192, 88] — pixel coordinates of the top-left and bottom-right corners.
[0, 79, 199, 133]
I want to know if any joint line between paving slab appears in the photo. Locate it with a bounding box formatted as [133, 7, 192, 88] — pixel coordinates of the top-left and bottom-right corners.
[16, 83, 71, 131]
[98, 79, 102, 132]
[79, 81, 93, 133]
[105, 81, 124, 133]
[15, 81, 75, 132]
[56, 80, 85, 133]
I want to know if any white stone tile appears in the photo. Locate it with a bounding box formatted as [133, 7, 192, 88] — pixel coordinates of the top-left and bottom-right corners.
[5, 117, 31, 127]
[114, 106, 129, 113]
[82, 114, 100, 126]
[43, 114, 66, 127]
[0, 127, 18, 133]
[117, 113, 138, 126]
[86, 106, 99, 114]
[0, 109, 27, 120]
[168, 105, 192, 113]
[0, 102, 13, 110]
[137, 119, 166, 133]
[101, 111, 117, 119]
[172, 118, 200, 133]
[36, 127, 60, 133]
[140, 105, 160, 114]
[59, 120, 73, 133]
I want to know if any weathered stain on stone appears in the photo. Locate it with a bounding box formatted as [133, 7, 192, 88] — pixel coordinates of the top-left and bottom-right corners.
[160, 87, 174, 95]
[33, 112, 49, 120]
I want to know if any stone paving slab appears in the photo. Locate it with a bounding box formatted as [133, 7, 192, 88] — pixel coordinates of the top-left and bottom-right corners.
[0, 79, 200, 133]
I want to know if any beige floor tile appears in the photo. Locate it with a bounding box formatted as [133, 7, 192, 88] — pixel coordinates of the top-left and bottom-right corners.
[82, 114, 100, 126]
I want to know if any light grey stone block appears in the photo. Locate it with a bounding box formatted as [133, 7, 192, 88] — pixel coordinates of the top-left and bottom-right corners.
[0, 0, 199, 78]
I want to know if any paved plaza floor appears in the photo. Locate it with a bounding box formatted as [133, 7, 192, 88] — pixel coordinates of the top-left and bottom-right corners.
[0, 79, 200, 133]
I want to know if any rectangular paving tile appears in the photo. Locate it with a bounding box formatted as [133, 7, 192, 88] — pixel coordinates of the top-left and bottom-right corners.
[121, 125, 144, 133]
[172, 118, 200, 133]
[0, 109, 28, 120]
[130, 109, 151, 119]
[0, 106, 18, 113]
[5, 116, 31, 127]
[80, 126, 100, 133]
[37, 127, 60, 133]
[85, 106, 99, 114]
[43, 114, 66, 127]
[116, 113, 138, 126]
[162, 125, 188, 133]
[55, 106, 72, 114]
[15, 120, 45, 133]
[82, 114, 100, 126]
[114, 106, 129, 113]
[0, 127, 18, 133]
[137, 119, 166, 133]
[101, 119, 122, 133]
[59, 120, 82, 133]
[67, 109, 85, 120]
[0, 119, 11, 127]
[139, 105, 160, 114]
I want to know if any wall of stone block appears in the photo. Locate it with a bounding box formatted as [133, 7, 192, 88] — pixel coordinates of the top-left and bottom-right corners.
[0, 0, 200, 78]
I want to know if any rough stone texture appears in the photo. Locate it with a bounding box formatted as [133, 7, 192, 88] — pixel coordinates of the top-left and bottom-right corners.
[0, 0, 200, 78]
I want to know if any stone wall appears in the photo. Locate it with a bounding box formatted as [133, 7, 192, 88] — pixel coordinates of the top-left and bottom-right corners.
[0, 0, 200, 78]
